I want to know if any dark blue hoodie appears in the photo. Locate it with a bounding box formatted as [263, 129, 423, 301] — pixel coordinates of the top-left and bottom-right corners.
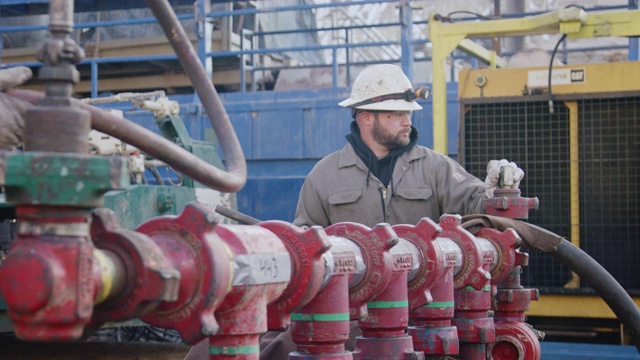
[345, 120, 419, 188]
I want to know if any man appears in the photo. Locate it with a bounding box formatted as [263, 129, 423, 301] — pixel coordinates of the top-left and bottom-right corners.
[293, 63, 521, 229]
[261, 64, 523, 359]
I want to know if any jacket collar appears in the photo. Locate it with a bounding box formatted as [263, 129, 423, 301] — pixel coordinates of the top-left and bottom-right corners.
[338, 142, 426, 169]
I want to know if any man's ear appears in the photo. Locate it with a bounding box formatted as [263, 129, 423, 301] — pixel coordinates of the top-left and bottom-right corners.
[357, 111, 374, 129]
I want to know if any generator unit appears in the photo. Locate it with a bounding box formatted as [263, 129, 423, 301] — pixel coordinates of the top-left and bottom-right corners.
[458, 61, 640, 343]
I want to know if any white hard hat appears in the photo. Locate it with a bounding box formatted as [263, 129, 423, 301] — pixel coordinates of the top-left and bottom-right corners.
[339, 64, 427, 111]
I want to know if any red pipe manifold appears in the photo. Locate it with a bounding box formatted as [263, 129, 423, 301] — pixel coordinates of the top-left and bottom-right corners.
[326, 223, 423, 360]
[0, 196, 542, 360]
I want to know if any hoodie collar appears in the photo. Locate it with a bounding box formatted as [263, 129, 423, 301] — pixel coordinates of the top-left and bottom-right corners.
[344, 121, 419, 163]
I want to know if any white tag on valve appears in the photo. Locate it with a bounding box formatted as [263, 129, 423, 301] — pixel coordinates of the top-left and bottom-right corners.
[232, 252, 292, 286]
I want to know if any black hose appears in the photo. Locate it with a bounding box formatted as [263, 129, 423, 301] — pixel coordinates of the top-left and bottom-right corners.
[547, 34, 566, 114]
[461, 215, 640, 352]
[549, 239, 640, 352]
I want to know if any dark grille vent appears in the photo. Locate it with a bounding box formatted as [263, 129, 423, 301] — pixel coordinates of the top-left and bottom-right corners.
[577, 97, 640, 291]
[461, 97, 639, 292]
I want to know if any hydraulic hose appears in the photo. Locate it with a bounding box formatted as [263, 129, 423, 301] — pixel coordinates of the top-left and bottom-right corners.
[461, 214, 640, 352]
[8, 88, 244, 193]
[548, 239, 640, 352]
[145, 0, 246, 192]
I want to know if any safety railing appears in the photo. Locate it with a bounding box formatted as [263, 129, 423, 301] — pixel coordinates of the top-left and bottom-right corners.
[0, 0, 636, 97]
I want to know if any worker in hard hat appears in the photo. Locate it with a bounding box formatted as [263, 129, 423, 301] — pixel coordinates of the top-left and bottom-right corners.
[261, 63, 523, 359]
[292, 63, 523, 229]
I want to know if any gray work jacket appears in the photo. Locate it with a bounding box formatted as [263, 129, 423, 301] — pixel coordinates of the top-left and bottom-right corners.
[293, 143, 487, 228]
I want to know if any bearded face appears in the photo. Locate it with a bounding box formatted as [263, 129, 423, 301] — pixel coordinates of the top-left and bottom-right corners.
[371, 113, 412, 149]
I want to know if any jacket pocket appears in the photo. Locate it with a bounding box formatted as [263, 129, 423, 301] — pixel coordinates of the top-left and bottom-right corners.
[396, 187, 432, 201]
[392, 186, 436, 225]
[327, 189, 368, 225]
[328, 189, 363, 205]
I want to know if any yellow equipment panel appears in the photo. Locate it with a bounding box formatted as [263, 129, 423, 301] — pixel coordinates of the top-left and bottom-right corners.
[459, 61, 640, 99]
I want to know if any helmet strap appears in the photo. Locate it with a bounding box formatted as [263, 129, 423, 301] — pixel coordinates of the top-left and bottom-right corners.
[349, 86, 430, 109]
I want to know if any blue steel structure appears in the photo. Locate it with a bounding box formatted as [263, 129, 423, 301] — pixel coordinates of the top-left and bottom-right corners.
[0, 0, 461, 222]
[1, 2, 640, 358]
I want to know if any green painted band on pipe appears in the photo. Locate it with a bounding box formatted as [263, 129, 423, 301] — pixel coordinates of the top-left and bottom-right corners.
[291, 313, 350, 321]
[210, 345, 259, 355]
[424, 301, 455, 308]
[464, 285, 491, 292]
[4, 152, 129, 207]
[367, 300, 409, 309]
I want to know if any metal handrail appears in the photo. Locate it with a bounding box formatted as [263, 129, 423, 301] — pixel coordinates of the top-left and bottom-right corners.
[0, 0, 636, 96]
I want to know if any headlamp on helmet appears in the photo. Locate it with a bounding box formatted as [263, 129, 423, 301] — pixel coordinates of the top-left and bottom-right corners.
[347, 86, 431, 108]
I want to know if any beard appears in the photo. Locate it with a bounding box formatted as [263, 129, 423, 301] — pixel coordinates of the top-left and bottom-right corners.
[372, 115, 411, 149]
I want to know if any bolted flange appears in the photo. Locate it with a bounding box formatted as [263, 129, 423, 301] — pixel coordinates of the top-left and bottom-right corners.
[325, 222, 398, 320]
[137, 202, 233, 344]
[393, 217, 443, 309]
[259, 221, 331, 331]
[439, 214, 491, 291]
[89, 208, 180, 323]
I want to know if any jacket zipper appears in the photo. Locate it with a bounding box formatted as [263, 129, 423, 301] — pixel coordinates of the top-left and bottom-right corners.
[378, 185, 387, 223]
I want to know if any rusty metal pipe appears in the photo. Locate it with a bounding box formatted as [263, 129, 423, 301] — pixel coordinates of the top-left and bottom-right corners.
[48, 0, 74, 34]
[8, 89, 244, 193]
[215, 205, 260, 225]
[11, 0, 248, 192]
[145, 0, 246, 192]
